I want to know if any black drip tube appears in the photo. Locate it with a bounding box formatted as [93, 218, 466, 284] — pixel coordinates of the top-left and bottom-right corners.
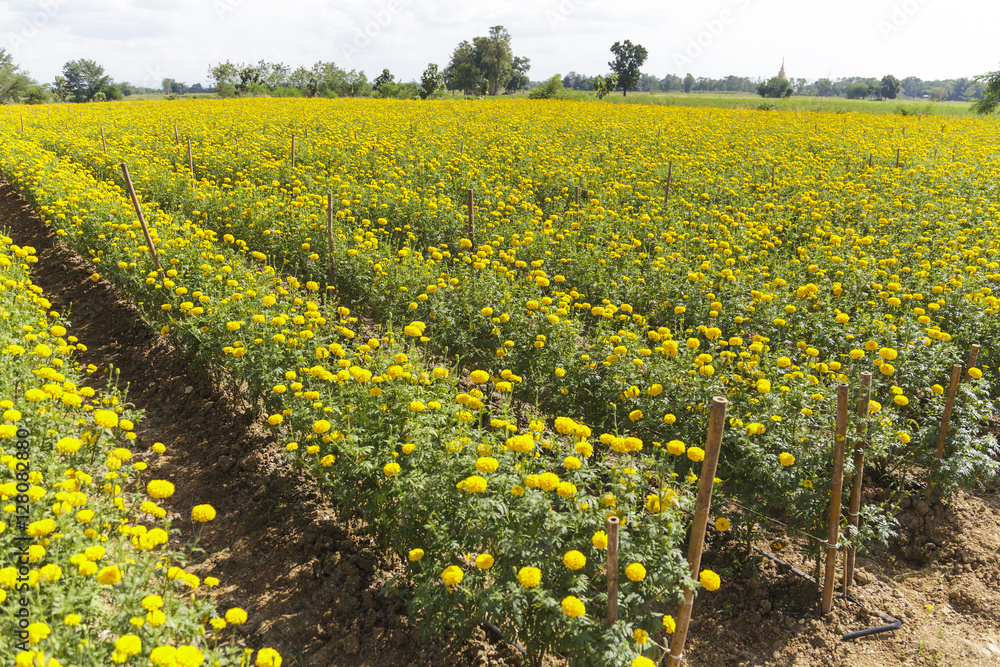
[751, 546, 902, 641]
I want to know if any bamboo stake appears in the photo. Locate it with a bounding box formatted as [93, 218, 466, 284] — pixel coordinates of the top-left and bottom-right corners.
[326, 193, 335, 284]
[174, 122, 179, 144]
[187, 137, 194, 180]
[667, 395, 727, 667]
[822, 383, 850, 614]
[120, 163, 163, 274]
[844, 371, 873, 592]
[664, 160, 673, 203]
[100, 126, 107, 155]
[770, 165, 775, 188]
[964, 344, 980, 379]
[466, 188, 474, 244]
[291, 133, 296, 169]
[606, 515, 620, 625]
[867, 153, 873, 168]
[935, 364, 963, 459]
[895, 148, 900, 168]
[574, 186, 579, 208]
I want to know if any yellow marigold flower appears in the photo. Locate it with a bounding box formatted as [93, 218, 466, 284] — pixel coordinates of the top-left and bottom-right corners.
[625, 563, 646, 582]
[561, 595, 586, 618]
[893, 395, 909, 406]
[592, 530, 608, 549]
[687, 446, 705, 462]
[700, 569, 721, 591]
[663, 614, 677, 633]
[142, 595, 164, 611]
[715, 517, 731, 531]
[633, 628, 648, 644]
[517, 566, 542, 588]
[147, 480, 174, 499]
[563, 550, 586, 571]
[225, 607, 248, 624]
[457, 475, 487, 494]
[746, 422, 766, 436]
[441, 565, 463, 587]
[383, 462, 401, 477]
[756, 379, 771, 393]
[563, 456, 582, 470]
[26, 519, 55, 537]
[96, 564, 122, 585]
[470, 370, 490, 384]
[475, 457, 499, 473]
[628, 409, 643, 422]
[93, 409, 119, 429]
[115, 634, 142, 657]
[252, 647, 282, 667]
[408, 400, 425, 413]
[408, 548, 424, 562]
[64, 613, 83, 626]
[779, 452, 795, 466]
[968, 367, 983, 379]
[538, 472, 560, 491]
[191, 504, 216, 522]
[24, 388, 47, 402]
[267, 414, 283, 426]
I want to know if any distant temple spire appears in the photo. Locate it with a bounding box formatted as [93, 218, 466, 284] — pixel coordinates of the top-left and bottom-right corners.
[778, 58, 787, 81]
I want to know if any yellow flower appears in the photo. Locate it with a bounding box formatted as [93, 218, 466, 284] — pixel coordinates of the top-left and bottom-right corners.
[662, 614, 676, 633]
[26, 519, 55, 537]
[441, 565, 463, 587]
[115, 635, 142, 657]
[475, 553, 494, 569]
[563, 550, 586, 571]
[628, 409, 643, 422]
[147, 480, 175, 499]
[625, 562, 646, 582]
[408, 400, 425, 413]
[191, 504, 216, 522]
[632, 628, 648, 644]
[592, 531, 608, 549]
[96, 564, 122, 585]
[561, 596, 586, 618]
[715, 517, 731, 531]
[255, 647, 282, 667]
[225, 607, 248, 624]
[968, 367, 983, 379]
[687, 446, 705, 462]
[779, 452, 795, 466]
[517, 566, 542, 588]
[93, 409, 119, 429]
[457, 475, 487, 494]
[700, 569, 721, 591]
[383, 462, 401, 477]
[470, 370, 490, 384]
[408, 548, 424, 562]
[756, 378, 772, 393]
[563, 456, 582, 470]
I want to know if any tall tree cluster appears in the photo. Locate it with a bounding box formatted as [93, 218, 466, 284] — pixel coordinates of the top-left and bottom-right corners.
[443, 26, 530, 95]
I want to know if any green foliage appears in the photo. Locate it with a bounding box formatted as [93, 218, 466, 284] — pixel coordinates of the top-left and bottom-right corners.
[757, 76, 793, 99]
[608, 40, 648, 96]
[372, 68, 395, 91]
[506, 56, 531, 93]
[594, 73, 619, 100]
[845, 82, 871, 99]
[972, 64, 1000, 114]
[419, 63, 444, 100]
[879, 74, 901, 100]
[60, 58, 111, 103]
[528, 74, 565, 100]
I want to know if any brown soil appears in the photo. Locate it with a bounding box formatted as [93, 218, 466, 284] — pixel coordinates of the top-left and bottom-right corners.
[3, 177, 999, 667]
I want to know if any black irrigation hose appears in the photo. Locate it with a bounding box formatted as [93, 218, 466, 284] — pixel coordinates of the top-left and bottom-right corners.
[751, 546, 902, 641]
[484, 620, 527, 655]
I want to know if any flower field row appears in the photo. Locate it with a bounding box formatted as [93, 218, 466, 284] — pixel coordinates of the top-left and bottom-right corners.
[2, 99, 998, 665]
[0, 127, 717, 666]
[0, 233, 278, 665]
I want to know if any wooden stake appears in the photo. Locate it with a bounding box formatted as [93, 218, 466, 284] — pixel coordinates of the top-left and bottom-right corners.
[120, 163, 163, 274]
[100, 126, 107, 155]
[770, 165, 775, 188]
[174, 122, 179, 144]
[822, 383, 850, 614]
[964, 344, 980, 379]
[664, 160, 673, 203]
[466, 188, 474, 244]
[867, 153, 873, 168]
[291, 133, 296, 169]
[187, 137, 194, 180]
[667, 396, 727, 667]
[326, 193, 335, 284]
[606, 515, 620, 625]
[844, 371, 873, 592]
[895, 148, 900, 168]
[574, 186, 579, 208]
[935, 364, 963, 459]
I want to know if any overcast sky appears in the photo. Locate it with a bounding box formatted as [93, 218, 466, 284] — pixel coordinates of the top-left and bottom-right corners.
[2, 0, 998, 88]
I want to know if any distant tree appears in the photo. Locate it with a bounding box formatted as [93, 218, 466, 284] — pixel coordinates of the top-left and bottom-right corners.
[900, 75, 925, 97]
[528, 74, 564, 99]
[0, 47, 35, 104]
[474, 26, 514, 95]
[608, 40, 648, 96]
[162, 78, 175, 95]
[815, 78, 834, 97]
[593, 73, 618, 99]
[845, 82, 870, 99]
[928, 86, 948, 101]
[949, 77, 974, 101]
[373, 68, 394, 91]
[879, 74, 901, 100]
[60, 59, 111, 103]
[637, 73, 659, 92]
[972, 63, 1000, 114]
[119, 82, 136, 96]
[187, 83, 205, 94]
[208, 61, 239, 91]
[419, 63, 443, 99]
[506, 56, 530, 93]
[683, 72, 694, 93]
[444, 40, 482, 95]
[757, 76, 792, 98]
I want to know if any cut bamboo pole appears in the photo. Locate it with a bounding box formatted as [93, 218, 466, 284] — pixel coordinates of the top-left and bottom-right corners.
[844, 371, 873, 593]
[100, 126, 107, 155]
[326, 193, 335, 284]
[964, 344, 980, 379]
[291, 133, 296, 169]
[187, 137, 194, 180]
[664, 160, 673, 204]
[606, 515, 620, 625]
[667, 395, 727, 667]
[574, 185, 579, 208]
[174, 122, 179, 144]
[935, 364, 963, 459]
[895, 148, 900, 168]
[466, 188, 474, 244]
[867, 153, 873, 168]
[822, 383, 850, 614]
[120, 163, 163, 274]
